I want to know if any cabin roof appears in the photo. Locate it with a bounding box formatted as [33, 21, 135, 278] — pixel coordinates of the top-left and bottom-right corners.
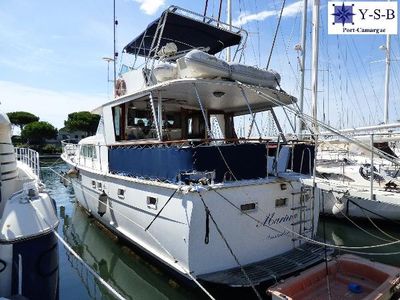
[93, 79, 296, 115]
[123, 7, 243, 57]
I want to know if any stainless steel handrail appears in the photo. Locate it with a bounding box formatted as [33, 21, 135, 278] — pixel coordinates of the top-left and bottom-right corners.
[15, 147, 40, 178]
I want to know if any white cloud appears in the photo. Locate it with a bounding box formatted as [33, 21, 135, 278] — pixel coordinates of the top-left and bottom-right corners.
[0, 81, 105, 129]
[134, 0, 165, 15]
[233, 0, 306, 27]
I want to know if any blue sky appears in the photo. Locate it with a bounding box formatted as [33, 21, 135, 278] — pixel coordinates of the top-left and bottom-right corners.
[0, 0, 399, 131]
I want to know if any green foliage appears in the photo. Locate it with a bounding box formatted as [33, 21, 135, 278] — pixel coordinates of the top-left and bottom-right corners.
[11, 135, 23, 144]
[21, 121, 58, 145]
[41, 144, 62, 154]
[64, 111, 100, 135]
[7, 111, 39, 130]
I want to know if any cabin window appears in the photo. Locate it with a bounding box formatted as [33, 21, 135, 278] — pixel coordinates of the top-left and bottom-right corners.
[113, 106, 122, 137]
[80, 145, 97, 159]
[240, 203, 257, 212]
[112, 104, 127, 141]
[125, 105, 157, 140]
[162, 111, 183, 140]
[117, 188, 125, 199]
[182, 111, 205, 139]
[275, 198, 287, 207]
[91, 180, 96, 188]
[147, 196, 158, 210]
[97, 182, 102, 190]
[164, 113, 181, 129]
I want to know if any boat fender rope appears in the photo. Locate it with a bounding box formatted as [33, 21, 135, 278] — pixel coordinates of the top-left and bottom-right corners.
[204, 207, 210, 244]
[197, 191, 263, 300]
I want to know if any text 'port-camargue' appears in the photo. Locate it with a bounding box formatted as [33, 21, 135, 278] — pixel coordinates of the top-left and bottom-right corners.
[328, 1, 398, 35]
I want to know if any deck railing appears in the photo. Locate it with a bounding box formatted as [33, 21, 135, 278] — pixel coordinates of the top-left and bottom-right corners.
[15, 147, 40, 178]
[61, 140, 78, 159]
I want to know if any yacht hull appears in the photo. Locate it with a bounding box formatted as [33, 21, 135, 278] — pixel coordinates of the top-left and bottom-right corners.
[321, 190, 400, 220]
[69, 167, 319, 283]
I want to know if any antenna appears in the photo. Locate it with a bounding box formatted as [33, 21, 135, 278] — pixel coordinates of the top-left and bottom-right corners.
[113, 0, 118, 97]
[102, 57, 115, 100]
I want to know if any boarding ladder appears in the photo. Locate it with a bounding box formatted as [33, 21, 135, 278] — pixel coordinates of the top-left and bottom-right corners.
[290, 147, 315, 247]
[290, 186, 314, 247]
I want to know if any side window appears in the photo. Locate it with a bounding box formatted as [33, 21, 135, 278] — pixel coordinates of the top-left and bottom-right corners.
[80, 145, 97, 159]
[80, 145, 87, 156]
[91, 145, 97, 159]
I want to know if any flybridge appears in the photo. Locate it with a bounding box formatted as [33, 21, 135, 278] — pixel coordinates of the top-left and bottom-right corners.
[123, 6, 246, 59]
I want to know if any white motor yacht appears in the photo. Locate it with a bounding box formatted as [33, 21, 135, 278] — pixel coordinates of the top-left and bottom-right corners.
[61, 6, 325, 287]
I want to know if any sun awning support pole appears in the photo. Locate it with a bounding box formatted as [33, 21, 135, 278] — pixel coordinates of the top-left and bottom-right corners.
[269, 108, 287, 143]
[193, 84, 214, 139]
[144, 12, 169, 84]
[158, 91, 163, 139]
[149, 92, 161, 140]
[239, 86, 261, 138]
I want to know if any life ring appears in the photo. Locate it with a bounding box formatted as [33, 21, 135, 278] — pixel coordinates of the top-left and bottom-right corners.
[115, 78, 126, 97]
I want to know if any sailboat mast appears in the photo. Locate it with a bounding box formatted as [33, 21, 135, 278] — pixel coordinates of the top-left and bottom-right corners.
[297, 0, 308, 137]
[226, 0, 232, 62]
[311, 0, 320, 130]
[384, 35, 391, 124]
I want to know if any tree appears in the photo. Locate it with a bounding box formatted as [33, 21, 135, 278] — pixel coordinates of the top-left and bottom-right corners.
[21, 121, 58, 145]
[64, 111, 100, 135]
[7, 111, 39, 130]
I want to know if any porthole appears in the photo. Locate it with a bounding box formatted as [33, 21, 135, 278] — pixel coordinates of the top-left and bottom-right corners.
[275, 198, 287, 207]
[147, 196, 157, 210]
[240, 203, 257, 212]
[117, 188, 125, 199]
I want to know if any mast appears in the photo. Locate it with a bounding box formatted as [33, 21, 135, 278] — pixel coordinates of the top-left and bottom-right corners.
[113, 0, 117, 96]
[296, 0, 308, 137]
[226, 0, 232, 62]
[311, 0, 320, 130]
[383, 35, 391, 124]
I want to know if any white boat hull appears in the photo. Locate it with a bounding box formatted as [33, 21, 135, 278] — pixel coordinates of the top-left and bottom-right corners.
[320, 189, 400, 220]
[70, 168, 319, 280]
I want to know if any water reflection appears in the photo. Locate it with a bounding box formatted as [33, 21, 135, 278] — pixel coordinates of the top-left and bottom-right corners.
[62, 205, 205, 300]
[317, 217, 400, 267]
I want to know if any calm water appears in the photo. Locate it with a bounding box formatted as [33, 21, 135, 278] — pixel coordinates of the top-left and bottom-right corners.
[40, 160, 400, 300]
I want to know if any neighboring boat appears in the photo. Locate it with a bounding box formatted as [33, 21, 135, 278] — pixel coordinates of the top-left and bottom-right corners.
[61, 6, 325, 287]
[313, 137, 400, 220]
[268, 254, 400, 300]
[0, 112, 59, 299]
